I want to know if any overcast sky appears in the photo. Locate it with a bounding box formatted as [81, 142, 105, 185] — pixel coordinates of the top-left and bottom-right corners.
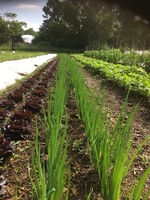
[0, 0, 47, 31]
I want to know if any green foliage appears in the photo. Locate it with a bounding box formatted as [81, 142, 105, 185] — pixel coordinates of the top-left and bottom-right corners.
[67, 54, 149, 200]
[84, 49, 150, 71]
[39, 1, 118, 49]
[85, 49, 123, 63]
[29, 57, 69, 199]
[115, 10, 150, 50]
[39, 0, 150, 50]
[8, 20, 26, 36]
[142, 52, 150, 73]
[0, 16, 10, 44]
[24, 28, 37, 36]
[73, 54, 150, 98]
[0, 11, 37, 45]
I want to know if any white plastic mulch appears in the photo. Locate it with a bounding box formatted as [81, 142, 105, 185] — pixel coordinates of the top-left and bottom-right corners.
[0, 54, 57, 90]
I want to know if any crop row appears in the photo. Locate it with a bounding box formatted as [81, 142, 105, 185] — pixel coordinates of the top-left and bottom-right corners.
[84, 49, 150, 72]
[72, 54, 150, 98]
[67, 54, 150, 200]
[0, 54, 149, 199]
[0, 57, 59, 196]
[30, 54, 149, 199]
[29, 54, 69, 200]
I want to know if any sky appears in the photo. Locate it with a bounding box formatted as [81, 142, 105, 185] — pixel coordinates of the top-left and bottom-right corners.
[0, 0, 47, 31]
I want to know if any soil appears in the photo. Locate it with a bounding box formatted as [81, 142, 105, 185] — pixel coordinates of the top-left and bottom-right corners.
[0, 60, 149, 200]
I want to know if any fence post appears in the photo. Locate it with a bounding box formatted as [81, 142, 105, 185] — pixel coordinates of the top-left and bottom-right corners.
[11, 35, 14, 51]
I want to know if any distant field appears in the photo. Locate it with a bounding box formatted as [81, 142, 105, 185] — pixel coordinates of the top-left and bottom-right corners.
[0, 51, 49, 63]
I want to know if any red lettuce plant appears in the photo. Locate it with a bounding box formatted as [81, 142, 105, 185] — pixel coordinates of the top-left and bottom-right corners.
[23, 95, 42, 113]
[0, 99, 15, 109]
[21, 77, 36, 89]
[10, 109, 33, 121]
[0, 110, 8, 120]
[2, 119, 31, 140]
[32, 87, 46, 97]
[7, 90, 23, 102]
[0, 137, 14, 161]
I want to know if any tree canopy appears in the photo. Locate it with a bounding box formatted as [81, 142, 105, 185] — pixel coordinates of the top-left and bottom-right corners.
[0, 12, 37, 45]
[39, 0, 150, 50]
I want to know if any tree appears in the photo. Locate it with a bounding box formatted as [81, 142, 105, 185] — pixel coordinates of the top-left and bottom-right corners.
[39, 0, 150, 50]
[0, 16, 10, 44]
[112, 7, 150, 50]
[24, 28, 37, 36]
[4, 12, 17, 21]
[0, 12, 27, 45]
[40, 0, 116, 49]
[8, 20, 27, 36]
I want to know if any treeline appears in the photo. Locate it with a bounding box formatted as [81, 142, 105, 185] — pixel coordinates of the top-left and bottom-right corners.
[1, 0, 150, 51]
[39, 0, 150, 50]
[0, 12, 37, 45]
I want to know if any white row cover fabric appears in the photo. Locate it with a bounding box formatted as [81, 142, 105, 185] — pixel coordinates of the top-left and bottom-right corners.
[0, 54, 57, 90]
[21, 35, 35, 44]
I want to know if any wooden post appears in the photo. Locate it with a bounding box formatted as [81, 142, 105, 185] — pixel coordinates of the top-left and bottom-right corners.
[11, 35, 14, 51]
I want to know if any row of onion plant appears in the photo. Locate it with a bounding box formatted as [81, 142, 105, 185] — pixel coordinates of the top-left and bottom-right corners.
[29, 55, 69, 200]
[67, 54, 150, 200]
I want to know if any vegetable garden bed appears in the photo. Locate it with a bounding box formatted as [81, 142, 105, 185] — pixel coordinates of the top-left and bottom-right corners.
[0, 54, 149, 199]
[72, 54, 150, 99]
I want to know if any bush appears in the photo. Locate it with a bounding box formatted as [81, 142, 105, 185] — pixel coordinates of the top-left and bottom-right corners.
[84, 49, 150, 73]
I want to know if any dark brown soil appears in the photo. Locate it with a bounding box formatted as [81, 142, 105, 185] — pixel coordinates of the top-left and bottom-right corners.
[0, 63, 149, 200]
[66, 90, 102, 200]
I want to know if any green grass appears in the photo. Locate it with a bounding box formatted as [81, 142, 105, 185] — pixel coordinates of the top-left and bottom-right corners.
[0, 50, 50, 63]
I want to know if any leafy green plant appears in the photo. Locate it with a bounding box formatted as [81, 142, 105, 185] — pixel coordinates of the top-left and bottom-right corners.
[84, 49, 150, 69]
[72, 54, 150, 98]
